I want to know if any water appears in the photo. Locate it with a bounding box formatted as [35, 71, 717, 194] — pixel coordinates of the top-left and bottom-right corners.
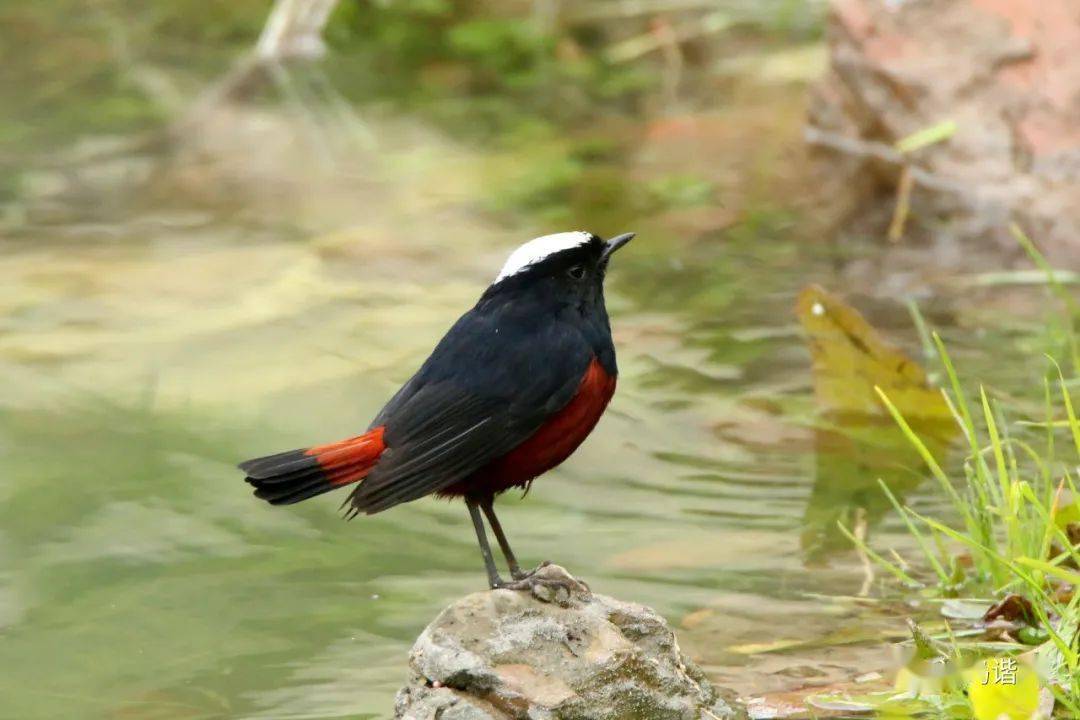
[0, 17, 1065, 720]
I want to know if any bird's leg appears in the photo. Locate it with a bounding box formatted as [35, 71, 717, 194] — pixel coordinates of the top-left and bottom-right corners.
[480, 496, 538, 580]
[466, 497, 504, 589]
[467, 497, 580, 604]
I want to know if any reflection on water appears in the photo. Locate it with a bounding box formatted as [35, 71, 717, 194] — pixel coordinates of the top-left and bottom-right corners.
[796, 285, 958, 564]
[0, 59, 1050, 720]
[801, 414, 955, 564]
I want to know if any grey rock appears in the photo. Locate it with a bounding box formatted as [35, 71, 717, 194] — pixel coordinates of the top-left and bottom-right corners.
[395, 565, 742, 720]
[395, 685, 505, 720]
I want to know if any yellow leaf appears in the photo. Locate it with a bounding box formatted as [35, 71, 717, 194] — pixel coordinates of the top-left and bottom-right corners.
[966, 657, 1040, 720]
[894, 666, 944, 696]
[796, 286, 958, 562]
[727, 639, 805, 654]
[680, 608, 715, 629]
[796, 284, 951, 422]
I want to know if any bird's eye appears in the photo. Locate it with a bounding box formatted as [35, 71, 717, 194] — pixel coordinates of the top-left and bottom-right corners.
[567, 264, 586, 280]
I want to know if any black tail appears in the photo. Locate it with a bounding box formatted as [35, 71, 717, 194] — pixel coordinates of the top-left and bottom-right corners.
[240, 428, 386, 506]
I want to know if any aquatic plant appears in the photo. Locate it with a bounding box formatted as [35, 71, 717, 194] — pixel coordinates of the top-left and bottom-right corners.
[844, 230, 1080, 717]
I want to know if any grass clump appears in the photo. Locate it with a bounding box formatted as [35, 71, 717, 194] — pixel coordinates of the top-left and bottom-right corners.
[848, 233, 1080, 715]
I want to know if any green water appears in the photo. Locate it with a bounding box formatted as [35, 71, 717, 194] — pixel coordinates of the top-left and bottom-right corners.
[0, 5, 1068, 719]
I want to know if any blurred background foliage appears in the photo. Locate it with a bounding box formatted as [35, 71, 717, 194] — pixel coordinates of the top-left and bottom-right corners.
[1, 0, 825, 206]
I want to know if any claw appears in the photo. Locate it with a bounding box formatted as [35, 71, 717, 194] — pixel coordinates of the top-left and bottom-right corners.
[495, 563, 589, 606]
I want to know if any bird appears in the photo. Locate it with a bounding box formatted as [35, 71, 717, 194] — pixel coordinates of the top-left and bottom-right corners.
[239, 230, 633, 590]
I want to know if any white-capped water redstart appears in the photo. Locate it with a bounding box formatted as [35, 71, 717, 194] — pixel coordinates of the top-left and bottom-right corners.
[240, 231, 633, 589]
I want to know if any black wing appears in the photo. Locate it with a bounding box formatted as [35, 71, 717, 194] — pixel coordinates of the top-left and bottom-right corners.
[348, 307, 592, 515]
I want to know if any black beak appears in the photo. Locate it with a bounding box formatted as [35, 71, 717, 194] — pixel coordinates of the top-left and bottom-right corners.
[600, 232, 635, 263]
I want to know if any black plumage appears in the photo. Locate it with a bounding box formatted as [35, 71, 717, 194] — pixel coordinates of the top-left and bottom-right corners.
[239, 231, 632, 588]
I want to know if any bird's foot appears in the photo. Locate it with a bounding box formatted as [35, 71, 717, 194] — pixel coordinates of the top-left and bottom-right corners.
[495, 563, 590, 606]
[510, 559, 552, 581]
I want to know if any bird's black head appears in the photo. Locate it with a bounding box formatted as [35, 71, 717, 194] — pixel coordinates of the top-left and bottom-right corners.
[479, 231, 634, 316]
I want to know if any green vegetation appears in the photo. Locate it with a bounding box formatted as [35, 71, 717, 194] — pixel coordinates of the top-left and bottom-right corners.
[1, 0, 827, 240]
[840, 233, 1080, 717]
[325, 0, 653, 129]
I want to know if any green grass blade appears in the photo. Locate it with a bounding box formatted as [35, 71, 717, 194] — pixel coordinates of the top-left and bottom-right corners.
[1012, 223, 1079, 315]
[875, 386, 962, 507]
[906, 299, 936, 361]
[933, 333, 978, 447]
[1014, 223, 1080, 371]
[1016, 557, 1080, 588]
[878, 478, 948, 583]
[837, 521, 920, 587]
[1049, 356, 1080, 460]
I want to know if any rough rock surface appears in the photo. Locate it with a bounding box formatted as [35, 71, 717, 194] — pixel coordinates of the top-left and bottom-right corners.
[394, 565, 741, 720]
[808, 0, 1080, 265]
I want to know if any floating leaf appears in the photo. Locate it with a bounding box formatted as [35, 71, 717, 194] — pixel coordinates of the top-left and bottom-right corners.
[983, 595, 1038, 627]
[806, 690, 960, 717]
[797, 285, 957, 562]
[680, 607, 714, 630]
[941, 599, 992, 621]
[727, 638, 805, 655]
[796, 284, 951, 422]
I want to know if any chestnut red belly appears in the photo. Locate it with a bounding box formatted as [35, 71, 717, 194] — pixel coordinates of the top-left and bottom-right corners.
[439, 357, 616, 498]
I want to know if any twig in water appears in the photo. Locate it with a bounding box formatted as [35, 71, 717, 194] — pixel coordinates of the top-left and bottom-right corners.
[654, 16, 685, 106]
[888, 165, 914, 242]
[571, 0, 725, 22]
[854, 507, 875, 597]
[606, 12, 733, 63]
[256, 0, 338, 61]
[803, 125, 969, 197]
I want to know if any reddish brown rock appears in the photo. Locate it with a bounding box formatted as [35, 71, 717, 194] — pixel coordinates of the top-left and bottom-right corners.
[808, 0, 1080, 265]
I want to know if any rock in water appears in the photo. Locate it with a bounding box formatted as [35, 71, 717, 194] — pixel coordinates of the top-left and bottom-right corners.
[394, 564, 740, 720]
